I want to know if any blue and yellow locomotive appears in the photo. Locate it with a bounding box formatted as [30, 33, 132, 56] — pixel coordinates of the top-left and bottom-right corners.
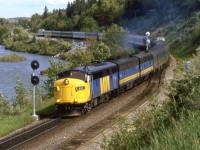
[54, 37, 169, 116]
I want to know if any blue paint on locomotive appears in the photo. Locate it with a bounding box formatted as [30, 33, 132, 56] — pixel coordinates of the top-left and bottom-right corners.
[140, 60, 154, 77]
[110, 72, 119, 90]
[109, 57, 140, 86]
[119, 65, 140, 85]
[92, 78, 101, 98]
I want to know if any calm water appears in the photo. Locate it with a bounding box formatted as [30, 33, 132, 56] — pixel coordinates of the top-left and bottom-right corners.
[0, 45, 62, 100]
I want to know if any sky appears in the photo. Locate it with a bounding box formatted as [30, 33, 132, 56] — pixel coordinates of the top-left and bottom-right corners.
[0, 0, 74, 18]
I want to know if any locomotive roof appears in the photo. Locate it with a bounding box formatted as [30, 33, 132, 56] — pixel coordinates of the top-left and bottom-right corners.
[109, 56, 139, 65]
[67, 61, 116, 74]
[134, 51, 153, 58]
[150, 40, 168, 52]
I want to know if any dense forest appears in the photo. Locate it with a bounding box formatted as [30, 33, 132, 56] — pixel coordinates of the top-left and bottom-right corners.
[11, 0, 200, 33]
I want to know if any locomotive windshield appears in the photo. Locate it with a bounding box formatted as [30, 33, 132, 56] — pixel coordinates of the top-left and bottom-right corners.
[57, 71, 86, 81]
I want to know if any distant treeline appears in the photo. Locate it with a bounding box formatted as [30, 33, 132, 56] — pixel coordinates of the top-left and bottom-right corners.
[0, 0, 196, 33]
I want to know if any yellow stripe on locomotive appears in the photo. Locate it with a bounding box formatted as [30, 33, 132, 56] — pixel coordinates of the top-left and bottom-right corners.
[119, 72, 140, 85]
[100, 75, 110, 94]
[141, 66, 154, 75]
[54, 78, 91, 105]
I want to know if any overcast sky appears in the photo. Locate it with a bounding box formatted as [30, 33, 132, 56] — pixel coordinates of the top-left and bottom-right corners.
[0, 0, 74, 18]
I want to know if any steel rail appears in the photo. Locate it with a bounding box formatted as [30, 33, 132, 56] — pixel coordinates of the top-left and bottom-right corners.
[0, 118, 61, 150]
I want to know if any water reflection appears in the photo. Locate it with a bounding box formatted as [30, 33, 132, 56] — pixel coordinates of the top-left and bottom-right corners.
[0, 45, 63, 100]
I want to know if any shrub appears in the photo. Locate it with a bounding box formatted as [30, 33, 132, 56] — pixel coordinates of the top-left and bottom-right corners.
[91, 42, 111, 61]
[66, 48, 93, 68]
[0, 53, 26, 62]
[0, 92, 11, 115]
[13, 75, 27, 108]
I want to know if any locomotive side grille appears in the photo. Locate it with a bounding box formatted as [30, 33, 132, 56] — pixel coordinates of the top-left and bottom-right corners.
[100, 76, 110, 94]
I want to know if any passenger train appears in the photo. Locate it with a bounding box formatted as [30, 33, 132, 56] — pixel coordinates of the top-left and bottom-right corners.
[38, 29, 102, 40]
[53, 36, 169, 116]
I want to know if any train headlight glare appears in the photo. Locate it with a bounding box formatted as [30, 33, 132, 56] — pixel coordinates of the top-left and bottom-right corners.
[74, 99, 78, 103]
[76, 86, 85, 91]
[64, 79, 69, 85]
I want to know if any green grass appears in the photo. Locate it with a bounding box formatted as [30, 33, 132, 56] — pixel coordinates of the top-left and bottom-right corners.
[0, 113, 34, 137]
[0, 98, 55, 138]
[149, 111, 200, 150]
[36, 98, 55, 116]
[102, 109, 200, 150]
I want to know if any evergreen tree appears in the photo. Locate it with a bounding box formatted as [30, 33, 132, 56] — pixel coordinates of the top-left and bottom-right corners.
[43, 6, 48, 18]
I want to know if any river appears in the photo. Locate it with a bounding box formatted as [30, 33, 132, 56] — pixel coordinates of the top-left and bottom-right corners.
[0, 45, 63, 101]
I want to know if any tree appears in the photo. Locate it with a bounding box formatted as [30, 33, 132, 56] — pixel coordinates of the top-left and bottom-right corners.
[13, 28, 29, 42]
[92, 42, 111, 61]
[103, 24, 127, 58]
[18, 18, 31, 29]
[30, 13, 42, 32]
[58, 9, 63, 19]
[67, 48, 93, 68]
[0, 92, 10, 115]
[87, 0, 125, 26]
[13, 75, 26, 107]
[0, 18, 8, 26]
[44, 61, 70, 96]
[43, 6, 49, 18]
[0, 25, 9, 43]
[80, 16, 99, 32]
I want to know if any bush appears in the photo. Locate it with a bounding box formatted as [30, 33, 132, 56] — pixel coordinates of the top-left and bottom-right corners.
[0, 92, 11, 115]
[66, 48, 93, 68]
[0, 53, 26, 62]
[92, 42, 111, 61]
[13, 75, 27, 109]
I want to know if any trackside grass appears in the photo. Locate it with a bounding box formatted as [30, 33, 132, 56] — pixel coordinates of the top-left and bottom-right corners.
[0, 113, 34, 137]
[0, 82, 55, 138]
[150, 111, 200, 150]
[101, 81, 200, 150]
[0, 99, 55, 138]
[36, 98, 55, 116]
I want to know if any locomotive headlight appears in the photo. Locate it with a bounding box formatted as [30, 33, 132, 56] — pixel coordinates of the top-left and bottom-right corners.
[64, 79, 69, 85]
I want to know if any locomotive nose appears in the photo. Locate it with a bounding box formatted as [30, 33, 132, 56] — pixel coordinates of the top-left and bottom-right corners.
[54, 78, 90, 105]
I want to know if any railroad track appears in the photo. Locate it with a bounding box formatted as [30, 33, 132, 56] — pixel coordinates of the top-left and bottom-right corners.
[0, 118, 61, 150]
[0, 68, 165, 150]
